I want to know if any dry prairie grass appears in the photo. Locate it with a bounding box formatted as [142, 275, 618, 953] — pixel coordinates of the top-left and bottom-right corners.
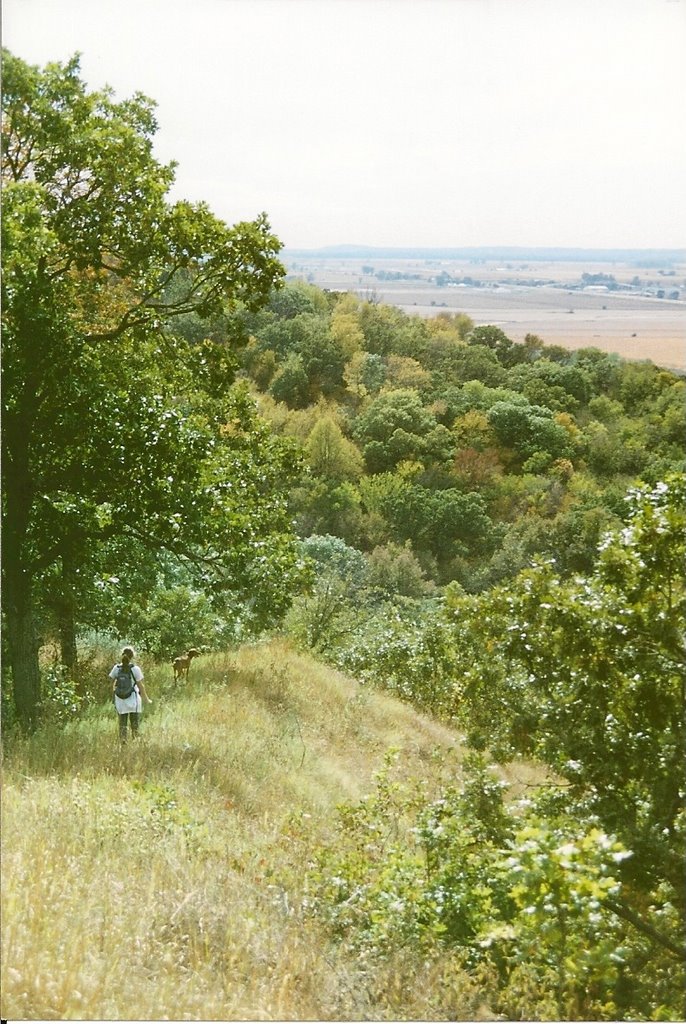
[1, 639, 495, 1021]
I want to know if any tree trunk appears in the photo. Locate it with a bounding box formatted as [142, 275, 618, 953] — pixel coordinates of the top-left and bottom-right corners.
[2, 397, 41, 731]
[59, 605, 78, 680]
[58, 552, 79, 681]
[3, 567, 41, 732]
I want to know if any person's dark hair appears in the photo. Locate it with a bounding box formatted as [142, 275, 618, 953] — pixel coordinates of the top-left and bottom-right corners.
[121, 646, 135, 665]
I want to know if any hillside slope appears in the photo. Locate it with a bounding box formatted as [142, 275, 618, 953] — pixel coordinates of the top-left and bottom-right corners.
[2, 640, 491, 1021]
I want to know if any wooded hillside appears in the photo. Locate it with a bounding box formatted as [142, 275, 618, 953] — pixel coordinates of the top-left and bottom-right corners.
[2, 51, 684, 1023]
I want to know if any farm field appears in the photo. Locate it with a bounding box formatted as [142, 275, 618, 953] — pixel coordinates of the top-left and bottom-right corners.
[286, 257, 686, 370]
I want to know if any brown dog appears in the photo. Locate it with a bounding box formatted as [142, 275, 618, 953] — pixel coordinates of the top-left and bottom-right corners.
[172, 647, 201, 682]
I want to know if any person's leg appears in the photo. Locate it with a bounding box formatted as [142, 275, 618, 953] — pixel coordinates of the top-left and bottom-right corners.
[118, 712, 128, 741]
[130, 712, 140, 738]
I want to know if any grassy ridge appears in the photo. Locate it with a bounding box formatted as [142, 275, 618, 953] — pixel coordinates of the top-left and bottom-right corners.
[2, 641, 497, 1021]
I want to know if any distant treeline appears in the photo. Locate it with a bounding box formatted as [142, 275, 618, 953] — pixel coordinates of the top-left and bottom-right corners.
[284, 244, 686, 265]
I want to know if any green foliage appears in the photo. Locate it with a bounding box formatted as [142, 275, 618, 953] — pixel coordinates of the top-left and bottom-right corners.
[450, 477, 685, 888]
[336, 613, 457, 716]
[307, 751, 683, 1020]
[269, 352, 311, 408]
[507, 359, 592, 412]
[488, 400, 573, 462]
[467, 325, 517, 366]
[356, 473, 498, 569]
[353, 388, 443, 472]
[343, 351, 386, 397]
[492, 823, 631, 1020]
[292, 479, 364, 543]
[452, 343, 509, 386]
[358, 302, 412, 355]
[300, 534, 369, 590]
[112, 585, 230, 662]
[40, 663, 89, 725]
[286, 535, 436, 657]
[266, 279, 327, 319]
[367, 542, 435, 599]
[424, 338, 508, 386]
[297, 322, 346, 398]
[305, 417, 364, 482]
[284, 536, 366, 652]
[254, 311, 346, 402]
[300, 476, 685, 1020]
[240, 278, 682, 608]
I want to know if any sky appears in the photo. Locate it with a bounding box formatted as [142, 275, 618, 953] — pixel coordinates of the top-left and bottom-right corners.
[3, 0, 686, 251]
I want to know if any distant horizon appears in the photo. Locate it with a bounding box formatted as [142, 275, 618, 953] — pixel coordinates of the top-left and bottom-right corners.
[283, 243, 686, 262]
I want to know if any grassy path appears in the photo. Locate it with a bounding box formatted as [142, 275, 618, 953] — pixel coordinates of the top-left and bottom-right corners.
[2, 640, 494, 1021]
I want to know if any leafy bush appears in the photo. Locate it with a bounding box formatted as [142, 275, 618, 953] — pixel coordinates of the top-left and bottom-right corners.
[308, 752, 684, 1021]
[336, 612, 457, 717]
[40, 663, 89, 725]
[448, 476, 686, 893]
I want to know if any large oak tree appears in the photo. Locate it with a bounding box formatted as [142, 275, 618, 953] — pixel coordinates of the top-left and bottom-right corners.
[2, 51, 300, 729]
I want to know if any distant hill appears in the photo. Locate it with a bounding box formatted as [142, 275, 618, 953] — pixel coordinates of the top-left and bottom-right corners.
[283, 244, 686, 265]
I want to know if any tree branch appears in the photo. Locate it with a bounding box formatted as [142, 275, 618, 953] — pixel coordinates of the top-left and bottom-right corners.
[81, 263, 228, 342]
[605, 898, 686, 960]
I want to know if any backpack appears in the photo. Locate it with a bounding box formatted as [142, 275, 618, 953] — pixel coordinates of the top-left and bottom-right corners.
[114, 663, 136, 699]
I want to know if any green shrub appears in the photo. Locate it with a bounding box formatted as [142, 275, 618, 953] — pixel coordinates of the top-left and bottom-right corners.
[40, 664, 89, 725]
[308, 752, 684, 1020]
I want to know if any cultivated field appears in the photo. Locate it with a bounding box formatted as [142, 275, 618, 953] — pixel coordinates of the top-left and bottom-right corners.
[286, 257, 686, 370]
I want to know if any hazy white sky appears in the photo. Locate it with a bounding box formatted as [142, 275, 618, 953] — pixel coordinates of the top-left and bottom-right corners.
[3, 0, 685, 249]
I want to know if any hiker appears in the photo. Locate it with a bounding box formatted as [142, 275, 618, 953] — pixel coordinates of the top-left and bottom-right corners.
[110, 646, 152, 741]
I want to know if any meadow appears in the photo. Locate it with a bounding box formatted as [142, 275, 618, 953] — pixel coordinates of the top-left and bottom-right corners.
[1, 640, 519, 1021]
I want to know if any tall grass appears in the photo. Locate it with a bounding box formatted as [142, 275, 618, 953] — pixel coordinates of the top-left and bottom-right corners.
[2, 640, 495, 1021]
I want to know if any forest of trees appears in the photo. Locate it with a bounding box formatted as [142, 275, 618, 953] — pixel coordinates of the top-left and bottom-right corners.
[233, 277, 684, 624]
[2, 50, 684, 1021]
